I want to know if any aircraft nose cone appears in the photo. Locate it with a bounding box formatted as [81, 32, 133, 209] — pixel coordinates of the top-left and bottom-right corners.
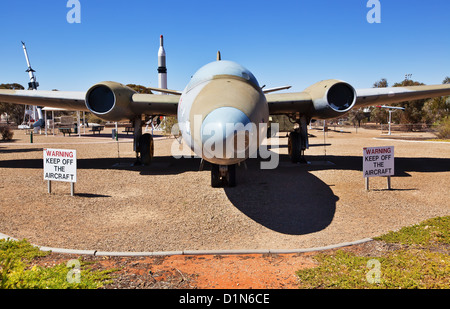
[201, 107, 254, 162]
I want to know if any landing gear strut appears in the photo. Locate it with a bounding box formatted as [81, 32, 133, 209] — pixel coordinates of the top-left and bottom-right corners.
[133, 116, 154, 166]
[211, 164, 236, 187]
[287, 115, 309, 164]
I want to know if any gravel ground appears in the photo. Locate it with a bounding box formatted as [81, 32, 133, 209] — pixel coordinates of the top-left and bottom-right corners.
[0, 126, 449, 253]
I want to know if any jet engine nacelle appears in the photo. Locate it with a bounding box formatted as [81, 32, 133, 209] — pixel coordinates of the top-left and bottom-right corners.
[305, 79, 356, 119]
[85, 81, 137, 121]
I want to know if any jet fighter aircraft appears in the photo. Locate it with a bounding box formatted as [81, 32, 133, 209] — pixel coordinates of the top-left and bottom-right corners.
[1, 50, 449, 187]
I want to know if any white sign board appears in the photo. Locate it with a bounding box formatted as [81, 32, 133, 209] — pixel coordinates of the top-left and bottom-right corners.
[44, 148, 77, 183]
[363, 146, 394, 178]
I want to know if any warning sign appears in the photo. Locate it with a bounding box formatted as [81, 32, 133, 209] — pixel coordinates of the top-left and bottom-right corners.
[363, 146, 394, 178]
[43, 148, 77, 183]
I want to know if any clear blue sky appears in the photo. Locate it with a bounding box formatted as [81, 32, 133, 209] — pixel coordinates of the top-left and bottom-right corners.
[0, 0, 448, 92]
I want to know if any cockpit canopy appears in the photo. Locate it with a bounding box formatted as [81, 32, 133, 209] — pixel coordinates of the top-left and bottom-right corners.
[184, 60, 260, 93]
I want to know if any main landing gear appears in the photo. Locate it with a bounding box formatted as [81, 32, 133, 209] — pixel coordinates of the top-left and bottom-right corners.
[132, 116, 154, 166]
[211, 164, 236, 187]
[138, 133, 154, 165]
[287, 115, 309, 164]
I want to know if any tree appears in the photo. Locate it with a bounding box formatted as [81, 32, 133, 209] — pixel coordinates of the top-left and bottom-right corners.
[419, 77, 450, 125]
[370, 107, 388, 124]
[126, 84, 154, 94]
[348, 109, 366, 127]
[391, 79, 427, 129]
[422, 96, 449, 125]
[373, 78, 388, 88]
[370, 78, 389, 124]
[425, 77, 450, 138]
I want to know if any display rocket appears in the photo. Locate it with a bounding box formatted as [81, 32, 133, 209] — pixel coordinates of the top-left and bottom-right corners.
[21, 41, 44, 128]
[22, 41, 39, 90]
[157, 35, 167, 93]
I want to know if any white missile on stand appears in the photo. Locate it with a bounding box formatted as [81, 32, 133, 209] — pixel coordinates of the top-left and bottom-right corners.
[21, 41, 44, 129]
[156, 35, 167, 131]
[146, 35, 168, 133]
[157, 35, 167, 93]
[22, 41, 39, 90]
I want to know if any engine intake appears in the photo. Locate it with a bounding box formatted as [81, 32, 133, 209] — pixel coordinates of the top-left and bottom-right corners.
[85, 81, 136, 121]
[304, 79, 356, 119]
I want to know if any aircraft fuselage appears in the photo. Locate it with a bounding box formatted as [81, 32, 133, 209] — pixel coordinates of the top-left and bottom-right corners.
[177, 60, 269, 165]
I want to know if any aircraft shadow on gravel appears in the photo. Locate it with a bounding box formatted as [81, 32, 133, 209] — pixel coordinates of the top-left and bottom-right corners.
[223, 158, 338, 235]
[1, 153, 449, 235]
[2, 151, 448, 174]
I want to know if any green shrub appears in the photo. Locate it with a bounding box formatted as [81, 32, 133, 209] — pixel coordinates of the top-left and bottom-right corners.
[435, 116, 450, 139]
[375, 216, 449, 246]
[0, 126, 13, 141]
[296, 249, 450, 289]
[296, 216, 450, 289]
[1, 239, 115, 289]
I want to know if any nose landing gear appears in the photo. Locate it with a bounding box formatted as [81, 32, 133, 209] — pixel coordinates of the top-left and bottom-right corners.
[211, 164, 236, 187]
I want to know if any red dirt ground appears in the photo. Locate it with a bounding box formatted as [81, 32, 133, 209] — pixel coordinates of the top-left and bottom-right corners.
[32, 251, 320, 289]
[109, 253, 318, 289]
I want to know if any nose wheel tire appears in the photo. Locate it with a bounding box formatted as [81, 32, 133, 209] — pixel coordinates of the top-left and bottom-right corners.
[211, 164, 236, 187]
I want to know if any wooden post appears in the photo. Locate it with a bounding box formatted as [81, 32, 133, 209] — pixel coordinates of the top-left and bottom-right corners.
[48, 181, 51, 194]
[365, 177, 369, 191]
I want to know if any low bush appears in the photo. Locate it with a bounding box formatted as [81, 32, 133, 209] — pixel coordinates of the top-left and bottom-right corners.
[435, 116, 450, 139]
[0, 239, 115, 289]
[0, 126, 13, 141]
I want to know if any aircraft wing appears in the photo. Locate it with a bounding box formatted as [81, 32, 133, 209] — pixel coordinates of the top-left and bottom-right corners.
[266, 91, 313, 115]
[354, 84, 450, 107]
[266, 81, 450, 118]
[2, 82, 449, 121]
[0, 84, 180, 121]
[130, 93, 179, 116]
[0, 89, 88, 111]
